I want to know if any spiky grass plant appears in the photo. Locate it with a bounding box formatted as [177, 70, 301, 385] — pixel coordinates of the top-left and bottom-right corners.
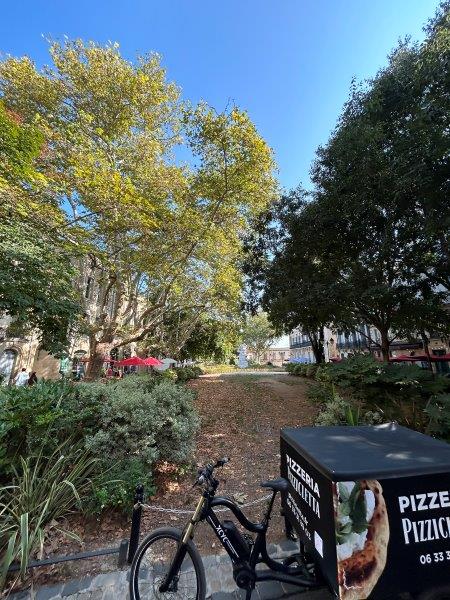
[0, 439, 98, 589]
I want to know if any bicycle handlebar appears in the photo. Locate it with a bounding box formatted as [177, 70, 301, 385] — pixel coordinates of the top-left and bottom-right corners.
[196, 457, 229, 485]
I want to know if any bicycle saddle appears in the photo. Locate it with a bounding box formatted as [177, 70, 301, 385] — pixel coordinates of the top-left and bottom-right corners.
[260, 478, 289, 492]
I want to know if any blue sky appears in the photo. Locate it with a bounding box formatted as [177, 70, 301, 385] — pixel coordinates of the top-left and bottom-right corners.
[0, 0, 440, 190]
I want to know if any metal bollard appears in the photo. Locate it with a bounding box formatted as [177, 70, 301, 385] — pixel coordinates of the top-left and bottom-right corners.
[117, 539, 129, 567]
[127, 484, 144, 564]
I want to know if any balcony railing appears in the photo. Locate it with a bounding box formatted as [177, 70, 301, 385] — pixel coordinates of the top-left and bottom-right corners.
[336, 339, 369, 350]
[290, 340, 312, 349]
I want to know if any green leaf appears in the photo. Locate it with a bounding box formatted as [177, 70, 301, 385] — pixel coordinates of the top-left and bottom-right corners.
[0, 531, 18, 589]
[338, 482, 350, 502]
[19, 512, 29, 578]
[350, 491, 369, 533]
[338, 500, 351, 517]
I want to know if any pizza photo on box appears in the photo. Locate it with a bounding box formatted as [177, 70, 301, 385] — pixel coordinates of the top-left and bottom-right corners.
[334, 480, 390, 600]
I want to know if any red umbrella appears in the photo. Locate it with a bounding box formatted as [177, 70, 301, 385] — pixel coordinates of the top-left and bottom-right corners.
[142, 357, 163, 366]
[115, 356, 147, 367]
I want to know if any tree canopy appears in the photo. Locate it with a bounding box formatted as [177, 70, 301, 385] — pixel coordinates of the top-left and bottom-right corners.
[246, 4, 450, 361]
[242, 313, 277, 363]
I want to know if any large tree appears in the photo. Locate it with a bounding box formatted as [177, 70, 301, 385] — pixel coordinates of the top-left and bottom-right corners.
[309, 8, 450, 360]
[176, 316, 241, 363]
[244, 188, 332, 363]
[245, 4, 450, 361]
[242, 312, 277, 364]
[0, 41, 277, 376]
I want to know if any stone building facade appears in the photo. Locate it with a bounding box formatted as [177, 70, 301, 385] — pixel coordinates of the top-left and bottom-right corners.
[0, 315, 90, 384]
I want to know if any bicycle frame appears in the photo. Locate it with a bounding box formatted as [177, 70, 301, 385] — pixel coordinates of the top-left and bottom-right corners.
[209, 493, 320, 588]
[159, 483, 320, 594]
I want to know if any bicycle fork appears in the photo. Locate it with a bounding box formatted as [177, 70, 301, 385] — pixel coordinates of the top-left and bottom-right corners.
[158, 495, 206, 593]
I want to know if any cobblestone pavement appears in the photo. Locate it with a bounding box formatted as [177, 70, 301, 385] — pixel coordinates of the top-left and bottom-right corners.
[10, 541, 334, 600]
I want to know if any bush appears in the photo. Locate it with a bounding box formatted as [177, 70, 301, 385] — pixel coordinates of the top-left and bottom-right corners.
[323, 355, 450, 414]
[324, 354, 382, 392]
[174, 365, 203, 382]
[314, 386, 383, 427]
[81, 379, 198, 510]
[90, 457, 156, 513]
[307, 355, 450, 434]
[291, 364, 308, 376]
[0, 381, 79, 477]
[425, 394, 450, 442]
[199, 363, 238, 374]
[307, 382, 334, 404]
[315, 363, 332, 382]
[0, 376, 200, 514]
[305, 365, 318, 378]
[155, 368, 178, 382]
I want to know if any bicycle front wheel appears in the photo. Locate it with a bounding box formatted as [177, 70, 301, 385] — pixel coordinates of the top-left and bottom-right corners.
[129, 527, 206, 600]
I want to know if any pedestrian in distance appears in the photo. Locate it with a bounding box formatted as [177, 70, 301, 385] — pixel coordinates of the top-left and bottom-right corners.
[14, 368, 29, 386]
[28, 371, 38, 386]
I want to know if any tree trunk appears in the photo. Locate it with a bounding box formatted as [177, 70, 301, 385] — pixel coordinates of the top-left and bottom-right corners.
[85, 339, 113, 380]
[380, 329, 390, 362]
[308, 329, 325, 364]
[421, 330, 434, 373]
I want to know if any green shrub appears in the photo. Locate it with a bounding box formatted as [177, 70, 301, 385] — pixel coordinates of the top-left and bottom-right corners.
[0, 381, 79, 476]
[174, 365, 203, 382]
[82, 379, 199, 510]
[0, 376, 199, 513]
[425, 394, 450, 442]
[315, 389, 350, 425]
[148, 381, 199, 462]
[323, 355, 450, 415]
[155, 368, 178, 382]
[314, 386, 383, 427]
[199, 363, 238, 374]
[324, 354, 381, 391]
[307, 382, 334, 404]
[305, 365, 318, 378]
[315, 364, 332, 382]
[90, 457, 156, 513]
[291, 364, 308, 376]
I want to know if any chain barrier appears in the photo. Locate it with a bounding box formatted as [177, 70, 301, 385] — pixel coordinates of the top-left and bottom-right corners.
[139, 493, 272, 515]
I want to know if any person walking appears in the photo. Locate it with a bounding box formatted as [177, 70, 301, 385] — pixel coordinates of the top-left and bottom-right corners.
[14, 368, 29, 386]
[28, 371, 38, 386]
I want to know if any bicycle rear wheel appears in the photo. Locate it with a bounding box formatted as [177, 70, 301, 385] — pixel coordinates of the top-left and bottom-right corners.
[129, 527, 206, 600]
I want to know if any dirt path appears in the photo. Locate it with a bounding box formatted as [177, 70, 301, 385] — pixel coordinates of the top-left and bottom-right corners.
[256, 374, 314, 403]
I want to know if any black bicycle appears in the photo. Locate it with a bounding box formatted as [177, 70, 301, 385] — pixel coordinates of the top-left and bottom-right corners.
[129, 457, 321, 599]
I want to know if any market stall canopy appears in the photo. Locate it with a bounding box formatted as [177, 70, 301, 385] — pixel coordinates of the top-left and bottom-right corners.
[142, 357, 163, 366]
[153, 357, 177, 371]
[115, 356, 147, 367]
